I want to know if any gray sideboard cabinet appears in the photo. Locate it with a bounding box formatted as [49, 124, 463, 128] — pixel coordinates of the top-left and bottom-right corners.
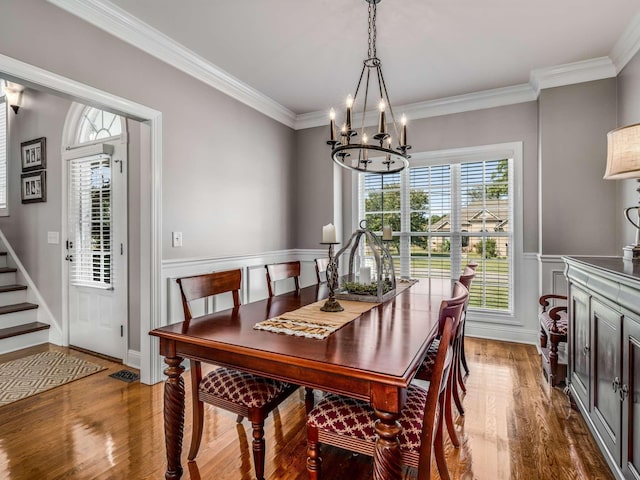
[564, 256, 640, 480]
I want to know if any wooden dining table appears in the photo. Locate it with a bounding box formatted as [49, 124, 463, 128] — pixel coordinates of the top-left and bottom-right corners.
[150, 277, 451, 480]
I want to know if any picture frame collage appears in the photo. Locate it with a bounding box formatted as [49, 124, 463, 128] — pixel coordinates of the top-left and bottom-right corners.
[20, 137, 47, 204]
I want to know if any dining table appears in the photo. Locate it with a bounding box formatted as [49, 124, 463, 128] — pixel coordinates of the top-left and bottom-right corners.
[149, 277, 451, 480]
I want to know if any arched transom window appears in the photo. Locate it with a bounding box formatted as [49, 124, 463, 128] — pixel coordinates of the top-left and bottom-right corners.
[78, 107, 122, 143]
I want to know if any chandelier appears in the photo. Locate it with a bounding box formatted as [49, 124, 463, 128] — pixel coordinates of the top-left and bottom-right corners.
[327, 0, 410, 175]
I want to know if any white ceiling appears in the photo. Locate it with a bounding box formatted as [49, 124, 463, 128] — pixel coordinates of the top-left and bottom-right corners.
[57, 0, 640, 123]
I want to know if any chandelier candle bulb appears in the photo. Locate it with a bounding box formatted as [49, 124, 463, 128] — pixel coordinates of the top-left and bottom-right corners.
[401, 115, 407, 146]
[378, 100, 387, 135]
[346, 95, 354, 131]
[383, 225, 392, 241]
[329, 108, 336, 142]
[322, 223, 337, 244]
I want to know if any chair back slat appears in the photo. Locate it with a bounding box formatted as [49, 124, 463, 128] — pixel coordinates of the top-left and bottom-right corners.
[176, 269, 241, 322]
[436, 281, 467, 337]
[265, 261, 301, 297]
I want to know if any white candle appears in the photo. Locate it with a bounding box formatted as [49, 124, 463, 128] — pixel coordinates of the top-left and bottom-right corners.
[322, 223, 336, 243]
[382, 225, 392, 241]
[359, 266, 371, 284]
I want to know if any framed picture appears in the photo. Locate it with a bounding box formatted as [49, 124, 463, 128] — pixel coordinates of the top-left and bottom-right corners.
[21, 137, 46, 172]
[21, 171, 46, 204]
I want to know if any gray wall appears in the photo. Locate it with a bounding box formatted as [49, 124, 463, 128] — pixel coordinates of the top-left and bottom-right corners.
[617, 50, 640, 247]
[0, 89, 70, 325]
[538, 79, 618, 255]
[0, 0, 296, 261]
[294, 102, 539, 252]
[0, 0, 296, 352]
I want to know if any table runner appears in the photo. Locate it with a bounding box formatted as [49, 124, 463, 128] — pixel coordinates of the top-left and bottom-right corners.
[254, 279, 417, 339]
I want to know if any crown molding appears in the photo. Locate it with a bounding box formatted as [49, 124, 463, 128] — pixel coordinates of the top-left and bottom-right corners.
[46, 0, 297, 128]
[610, 11, 640, 73]
[295, 84, 537, 130]
[529, 56, 617, 95]
[47, 0, 638, 131]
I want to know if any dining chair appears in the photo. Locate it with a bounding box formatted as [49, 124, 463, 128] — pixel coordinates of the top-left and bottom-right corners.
[451, 266, 476, 414]
[176, 269, 298, 480]
[459, 262, 478, 375]
[306, 282, 468, 480]
[265, 260, 301, 297]
[314, 258, 330, 284]
[414, 279, 471, 448]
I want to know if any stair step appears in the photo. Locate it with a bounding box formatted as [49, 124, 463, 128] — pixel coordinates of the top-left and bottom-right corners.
[0, 267, 17, 274]
[0, 322, 49, 340]
[0, 284, 27, 293]
[0, 302, 38, 315]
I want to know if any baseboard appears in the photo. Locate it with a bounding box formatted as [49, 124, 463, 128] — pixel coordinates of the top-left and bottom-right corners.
[126, 349, 141, 370]
[466, 322, 538, 345]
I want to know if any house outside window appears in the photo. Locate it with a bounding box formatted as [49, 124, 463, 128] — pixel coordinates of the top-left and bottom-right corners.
[358, 143, 522, 316]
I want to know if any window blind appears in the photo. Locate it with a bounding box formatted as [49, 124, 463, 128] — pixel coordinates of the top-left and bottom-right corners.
[68, 154, 112, 289]
[360, 157, 513, 313]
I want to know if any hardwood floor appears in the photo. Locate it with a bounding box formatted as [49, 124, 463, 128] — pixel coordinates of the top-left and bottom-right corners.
[0, 339, 613, 480]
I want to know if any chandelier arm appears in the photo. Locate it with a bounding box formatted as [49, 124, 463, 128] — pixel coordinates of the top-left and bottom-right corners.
[361, 67, 372, 137]
[353, 62, 367, 105]
[378, 63, 401, 146]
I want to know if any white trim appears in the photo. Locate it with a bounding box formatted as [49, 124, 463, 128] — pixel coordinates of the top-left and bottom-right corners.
[46, 0, 296, 129]
[530, 57, 617, 95]
[45, 0, 637, 132]
[610, 12, 640, 74]
[126, 349, 141, 370]
[296, 84, 537, 130]
[0, 52, 163, 385]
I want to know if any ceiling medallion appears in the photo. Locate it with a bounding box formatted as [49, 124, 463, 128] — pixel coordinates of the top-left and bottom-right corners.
[327, 0, 410, 175]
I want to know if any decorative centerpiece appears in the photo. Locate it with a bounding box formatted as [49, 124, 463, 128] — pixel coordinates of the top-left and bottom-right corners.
[334, 220, 396, 303]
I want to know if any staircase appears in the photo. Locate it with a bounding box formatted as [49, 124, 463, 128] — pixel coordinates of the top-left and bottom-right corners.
[0, 249, 51, 353]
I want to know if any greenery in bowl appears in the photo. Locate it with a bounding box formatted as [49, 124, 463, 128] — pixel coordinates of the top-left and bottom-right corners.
[342, 280, 393, 296]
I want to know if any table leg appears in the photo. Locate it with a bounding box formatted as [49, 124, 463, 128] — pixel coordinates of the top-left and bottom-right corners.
[163, 355, 185, 480]
[373, 408, 402, 480]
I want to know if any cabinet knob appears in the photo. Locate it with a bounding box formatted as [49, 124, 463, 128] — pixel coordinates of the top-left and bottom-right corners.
[583, 345, 590, 356]
[612, 377, 620, 393]
[620, 384, 629, 402]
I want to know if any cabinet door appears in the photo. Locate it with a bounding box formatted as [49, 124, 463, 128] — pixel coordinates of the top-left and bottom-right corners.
[623, 314, 640, 480]
[591, 297, 623, 465]
[570, 285, 591, 410]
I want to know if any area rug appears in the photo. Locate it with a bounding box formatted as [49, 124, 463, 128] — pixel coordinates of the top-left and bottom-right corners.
[0, 351, 105, 406]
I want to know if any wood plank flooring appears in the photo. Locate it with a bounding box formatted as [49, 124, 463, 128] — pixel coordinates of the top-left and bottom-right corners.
[0, 339, 613, 479]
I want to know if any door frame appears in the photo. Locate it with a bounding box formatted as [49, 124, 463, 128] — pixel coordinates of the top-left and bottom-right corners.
[61, 124, 129, 362]
[0, 52, 162, 384]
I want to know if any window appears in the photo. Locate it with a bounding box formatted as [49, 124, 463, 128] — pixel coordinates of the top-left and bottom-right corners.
[359, 145, 518, 314]
[77, 107, 122, 143]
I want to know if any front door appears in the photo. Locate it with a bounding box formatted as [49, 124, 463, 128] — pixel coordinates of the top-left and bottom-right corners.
[66, 138, 127, 359]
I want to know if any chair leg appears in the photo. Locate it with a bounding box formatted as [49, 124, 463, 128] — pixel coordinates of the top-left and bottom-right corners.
[188, 361, 204, 460]
[251, 419, 266, 480]
[456, 339, 467, 393]
[236, 415, 244, 423]
[549, 340, 559, 388]
[451, 349, 465, 416]
[305, 387, 314, 414]
[435, 391, 451, 480]
[540, 326, 548, 349]
[307, 438, 321, 480]
[444, 372, 460, 447]
[460, 322, 470, 376]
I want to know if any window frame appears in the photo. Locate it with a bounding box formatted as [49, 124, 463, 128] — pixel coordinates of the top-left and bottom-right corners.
[354, 141, 524, 325]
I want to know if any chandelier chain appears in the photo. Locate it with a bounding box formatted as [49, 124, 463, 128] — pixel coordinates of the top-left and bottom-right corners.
[367, 1, 377, 59]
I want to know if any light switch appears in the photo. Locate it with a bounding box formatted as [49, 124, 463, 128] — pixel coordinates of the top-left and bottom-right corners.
[48, 231, 59, 244]
[172, 231, 183, 248]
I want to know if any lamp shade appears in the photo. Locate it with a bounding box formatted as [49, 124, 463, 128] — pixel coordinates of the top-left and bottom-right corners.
[604, 123, 640, 180]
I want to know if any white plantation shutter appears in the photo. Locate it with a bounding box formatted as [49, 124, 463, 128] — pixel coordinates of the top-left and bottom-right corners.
[360, 156, 514, 314]
[0, 95, 7, 214]
[68, 154, 112, 288]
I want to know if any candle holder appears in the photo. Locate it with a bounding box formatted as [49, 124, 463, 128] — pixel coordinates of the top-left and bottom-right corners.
[320, 242, 344, 312]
